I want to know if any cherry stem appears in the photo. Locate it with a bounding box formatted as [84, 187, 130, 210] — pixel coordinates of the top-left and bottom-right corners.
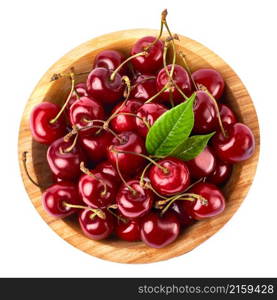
[178, 51, 198, 90]
[110, 148, 169, 174]
[107, 204, 128, 223]
[50, 70, 90, 82]
[139, 162, 152, 187]
[62, 125, 79, 153]
[80, 162, 107, 196]
[131, 76, 156, 91]
[198, 84, 226, 137]
[113, 150, 137, 195]
[49, 70, 75, 124]
[143, 9, 167, 51]
[145, 83, 170, 104]
[63, 202, 106, 220]
[22, 151, 40, 187]
[110, 52, 147, 81]
[109, 112, 150, 130]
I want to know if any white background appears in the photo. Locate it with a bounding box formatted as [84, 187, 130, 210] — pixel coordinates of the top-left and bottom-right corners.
[0, 0, 276, 277]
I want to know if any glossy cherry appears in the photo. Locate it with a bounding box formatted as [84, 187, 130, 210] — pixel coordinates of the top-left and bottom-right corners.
[115, 219, 141, 242]
[86, 67, 124, 104]
[95, 161, 120, 183]
[79, 131, 113, 163]
[130, 74, 157, 101]
[207, 159, 233, 185]
[131, 36, 164, 74]
[212, 122, 255, 163]
[47, 136, 85, 181]
[107, 131, 146, 175]
[42, 182, 81, 218]
[149, 157, 190, 196]
[183, 182, 225, 220]
[186, 146, 216, 179]
[140, 211, 180, 248]
[192, 68, 225, 100]
[67, 82, 90, 111]
[69, 96, 105, 135]
[78, 172, 117, 208]
[116, 179, 153, 218]
[170, 201, 194, 226]
[192, 91, 217, 134]
[218, 104, 237, 128]
[79, 209, 115, 240]
[136, 103, 167, 137]
[93, 50, 128, 76]
[110, 99, 142, 133]
[156, 64, 193, 103]
[30, 102, 66, 144]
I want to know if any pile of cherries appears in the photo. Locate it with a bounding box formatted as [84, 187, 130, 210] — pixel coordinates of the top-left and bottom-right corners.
[28, 10, 255, 249]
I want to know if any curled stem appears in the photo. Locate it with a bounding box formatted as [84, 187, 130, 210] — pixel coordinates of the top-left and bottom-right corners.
[22, 151, 40, 187]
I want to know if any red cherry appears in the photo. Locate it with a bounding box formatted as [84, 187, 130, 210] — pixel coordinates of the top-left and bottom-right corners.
[42, 182, 81, 218]
[116, 179, 153, 219]
[93, 50, 128, 76]
[212, 123, 255, 163]
[110, 99, 142, 133]
[218, 104, 237, 128]
[78, 172, 117, 208]
[86, 67, 124, 104]
[69, 96, 105, 135]
[107, 131, 146, 175]
[30, 102, 66, 144]
[156, 64, 193, 103]
[186, 146, 216, 179]
[170, 201, 194, 226]
[183, 183, 225, 220]
[207, 159, 233, 185]
[95, 161, 120, 183]
[140, 211, 180, 248]
[130, 74, 157, 101]
[192, 68, 225, 100]
[47, 137, 85, 181]
[131, 36, 164, 73]
[115, 219, 141, 242]
[136, 103, 167, 137]
[192, 91, 217, 134]
[79, 209, 115, 240]
[79, 131, 113, 163]
[149, 157, 190, 196]
[66, 83, 90, 111]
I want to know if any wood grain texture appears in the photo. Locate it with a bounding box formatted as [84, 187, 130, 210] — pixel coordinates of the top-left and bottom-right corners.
[18, 29, 260, 263]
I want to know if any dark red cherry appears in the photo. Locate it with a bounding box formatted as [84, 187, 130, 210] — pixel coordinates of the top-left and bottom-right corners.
[78, 172, 117, 208]
[131, 36, 164, 73]
[149, 157, 190, 196]
[183, 183, 225, 220]
[136, 103, 167, 137]
[207, 159, 233, 185]
[79, 131, 113, 163]
[95, 161, 120, 183]
[218, 104, 237, 128]
[86, 67, 124, 104]
[192, 68, 225, 100]
[156, 64, 193, 103]
[79, 209, 115, 240]
[130, 74, 157, 101]
[47, 137, 85, 181]
[107, 131, 146, 175]
[93, 50, 128, 76]
[115, 219, 141, 242]
[67, 82, 90, 110]
[186, 146, 216, 179]
[212, 123, 255, 163]
[192, 91, 217, 134]
[110, 99, 142, 133]
[30, 102, 66, 144]
[170, 201, 194, 226]
[42, 182, 81, 218]
[69, 96, 105, 135]
[140, 211, 180, 248]
[116, 179, 153, 219]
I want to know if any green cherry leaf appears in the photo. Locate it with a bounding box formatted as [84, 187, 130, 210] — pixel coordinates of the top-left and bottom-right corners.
[145, 93, 196, 156]
[174, 132, 215, 161]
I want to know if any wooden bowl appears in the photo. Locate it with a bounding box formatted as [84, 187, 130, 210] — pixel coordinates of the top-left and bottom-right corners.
[18, 29, 260, 263]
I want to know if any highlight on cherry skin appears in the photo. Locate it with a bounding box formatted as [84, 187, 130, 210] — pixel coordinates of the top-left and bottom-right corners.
[26, 9, 256, 249]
